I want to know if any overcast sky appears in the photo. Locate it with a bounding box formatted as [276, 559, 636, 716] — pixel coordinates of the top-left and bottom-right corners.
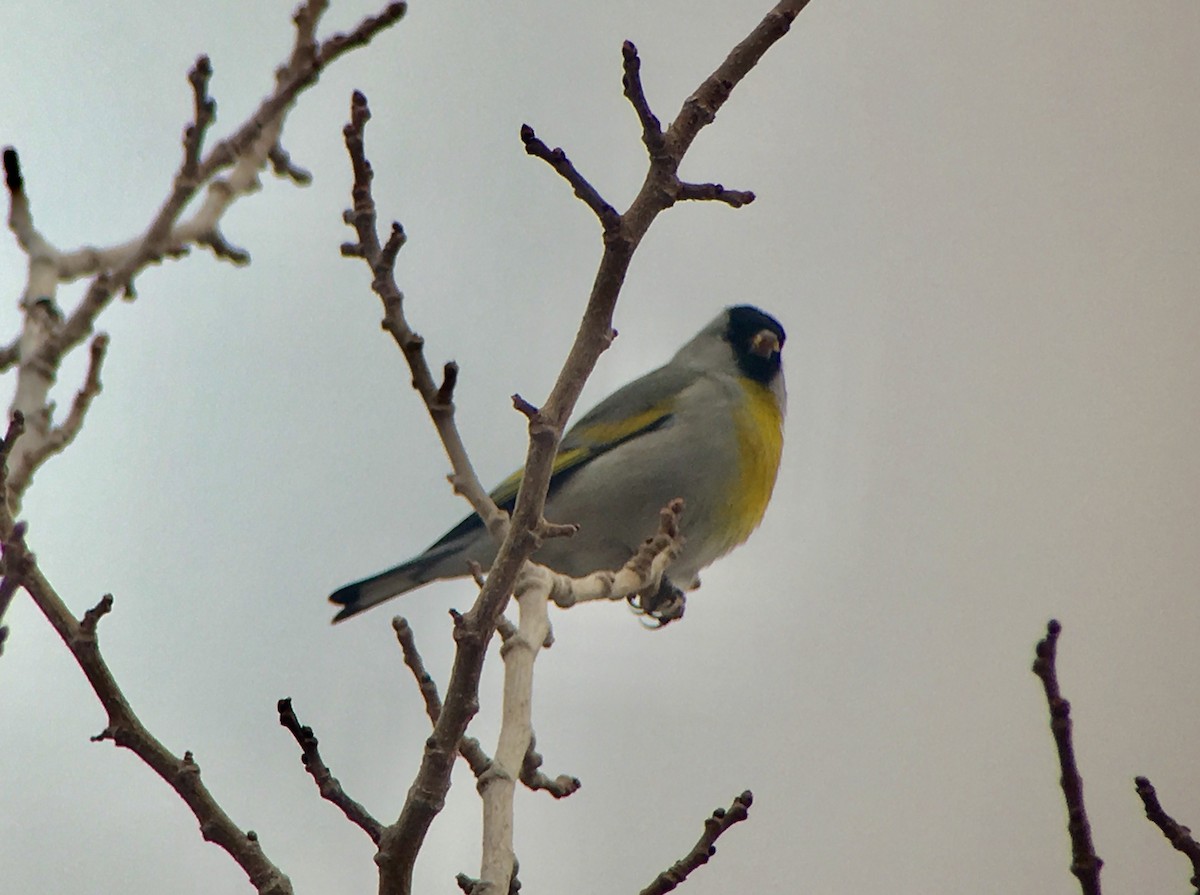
[2, 2, 1199, 893]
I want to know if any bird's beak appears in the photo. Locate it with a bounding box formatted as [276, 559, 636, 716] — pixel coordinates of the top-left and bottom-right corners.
[749, 329, 780, 358]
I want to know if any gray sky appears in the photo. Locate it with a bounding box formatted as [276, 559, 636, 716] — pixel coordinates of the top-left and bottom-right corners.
[2, 2, 1199, 893]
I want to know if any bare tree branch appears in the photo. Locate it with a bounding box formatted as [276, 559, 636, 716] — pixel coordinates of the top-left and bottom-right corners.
[676, 181, 756, 207]
[278, 698, 384, 843]
[519, 125, 620, 230]
[519, 732, 581, 799]
[621, 41, 666, 159]
[639, 791, 754, 895]
[7, 333, 109, 496]
[340, 91, 506, 543]
[1, 2, 409, 888]
[15, 573, 293, 894]
[393, 615, 578, 795]
[356, 5, 811, 891]
[393, 616, 491, 778]
[3, 2, 406, 513]
[0, 519, 30, 655]
[1135, 776, 1200, 892]
[1033, 620, 1103, 895]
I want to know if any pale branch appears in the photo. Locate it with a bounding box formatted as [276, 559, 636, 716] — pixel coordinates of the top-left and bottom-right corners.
[393, 616, 574, 792]
[371, 4, 812, 891]
[0, 3, 409, 889]
[547, 498, 683, 611]
[13, 566, 292, 894]
[4, 1, 406, 514]
[639, 791, 754, 895]
[394, 616, 545, 895]
[1134, 776, 1200, 892]
[477, 506, 681, 889]
[339, 91, 505, 546]
[51, 0, 408, 356]
[478, 569, 554, 890]
[457, 859, 521, 895]
[1033, 620, 1103, 895]
[277, 698, 384, 843]
[7, 333, 109, 497]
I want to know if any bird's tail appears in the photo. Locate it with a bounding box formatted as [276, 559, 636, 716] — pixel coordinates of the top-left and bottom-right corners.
[329, 556, 438, 623]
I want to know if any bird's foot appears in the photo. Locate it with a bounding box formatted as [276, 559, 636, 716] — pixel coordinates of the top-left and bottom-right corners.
[628, 577, 686, 628]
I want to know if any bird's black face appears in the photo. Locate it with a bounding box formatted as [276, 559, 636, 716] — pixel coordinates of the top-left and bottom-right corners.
[725, 305, 785, 384]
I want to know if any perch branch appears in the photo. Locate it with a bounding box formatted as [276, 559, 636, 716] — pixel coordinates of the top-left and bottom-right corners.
[277, 698, 383, 843]
[394, 616, 577, 794]
[1135, 776, 1200, 892]
[361, 4, 811, 891]
[640, 791, 755, 895]
[1033, 620, 1103, 895]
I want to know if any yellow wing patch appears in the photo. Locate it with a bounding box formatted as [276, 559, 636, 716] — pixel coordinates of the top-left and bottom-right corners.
[490, 400, 676, 506]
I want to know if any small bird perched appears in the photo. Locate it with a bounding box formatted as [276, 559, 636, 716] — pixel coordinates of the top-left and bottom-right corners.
[330, 305, 786, 623]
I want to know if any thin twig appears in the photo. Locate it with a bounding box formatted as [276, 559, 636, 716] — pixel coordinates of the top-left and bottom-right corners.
[9, 333, 109, 495]
[394, 616, 574, 789]
[0, 520, 31, 654]
[2, 3, 408, 890]
[519, 125, 620, 230]
[277, 698, 383, 843]
[677, 181, 755, 208]
[1033, 620, 1103, 895]
[621, 41, 666, 158]
[392, 616, 490, 777]
[639, 791, 754, 895]
[519, 733, 581, 799]
[1135, 776, 1200, 892]
[339, 91, 505, 547]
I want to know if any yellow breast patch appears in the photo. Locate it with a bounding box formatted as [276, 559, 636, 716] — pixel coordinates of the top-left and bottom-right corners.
[722, 379, 784, 554]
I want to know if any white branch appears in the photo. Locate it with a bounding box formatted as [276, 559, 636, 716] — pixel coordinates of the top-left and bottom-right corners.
[476, 500, 684, 892]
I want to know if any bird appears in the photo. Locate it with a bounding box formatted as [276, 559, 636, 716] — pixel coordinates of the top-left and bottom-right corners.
[330, 304, 786, 623]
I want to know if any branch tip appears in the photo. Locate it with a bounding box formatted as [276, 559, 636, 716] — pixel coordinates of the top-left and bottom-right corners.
[1135, 775, 1200, 888]
[640, 790, 755, 895]
[520, 124, 619, 226]
[3, 146, 23, 193]
[511, 394, 539, 420]
[278, 696, 382, 843]
[622, 40, 665, 155]
[1032, 619, 1103, 895]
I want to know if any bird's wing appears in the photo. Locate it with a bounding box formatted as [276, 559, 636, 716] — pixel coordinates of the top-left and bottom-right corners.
[425, 362, 695, 551]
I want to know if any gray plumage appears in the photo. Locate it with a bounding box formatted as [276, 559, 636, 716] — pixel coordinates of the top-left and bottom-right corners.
[330, 305, 786, 622]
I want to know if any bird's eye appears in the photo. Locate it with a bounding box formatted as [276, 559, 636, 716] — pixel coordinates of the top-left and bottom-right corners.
[749, 329, 780, 358]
